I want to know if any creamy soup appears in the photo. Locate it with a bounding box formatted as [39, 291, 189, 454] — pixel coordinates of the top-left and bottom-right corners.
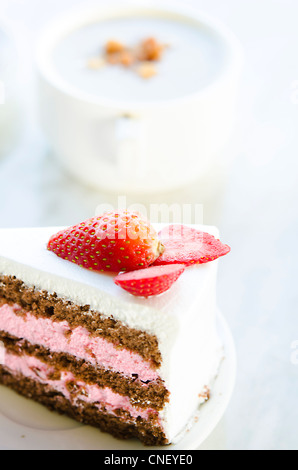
[52, 13, 226, 103]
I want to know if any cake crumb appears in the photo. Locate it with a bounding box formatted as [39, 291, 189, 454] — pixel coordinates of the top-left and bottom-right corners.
[198, 386, 211, 401]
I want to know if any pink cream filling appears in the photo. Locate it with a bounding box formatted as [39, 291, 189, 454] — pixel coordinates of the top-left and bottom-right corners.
[0, 303, 159, 382]
[3, 351, 157, 420]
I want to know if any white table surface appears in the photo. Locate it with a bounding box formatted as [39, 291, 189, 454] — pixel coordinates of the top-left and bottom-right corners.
[0, 0, 297, 450]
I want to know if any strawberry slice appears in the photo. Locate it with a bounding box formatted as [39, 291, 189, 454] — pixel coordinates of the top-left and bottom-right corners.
[153, 225, 230, 267]
[47, 211, 164, 273]
[114, 264, 185, 297]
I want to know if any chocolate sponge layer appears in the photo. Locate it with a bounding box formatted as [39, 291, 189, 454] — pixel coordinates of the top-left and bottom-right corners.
[0, 275, 161, 367]
[0, 331, 169, 410]
[0, 365, 168, 446]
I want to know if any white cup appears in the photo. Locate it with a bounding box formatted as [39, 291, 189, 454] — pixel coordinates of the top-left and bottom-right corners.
[36, 2, 243, 193]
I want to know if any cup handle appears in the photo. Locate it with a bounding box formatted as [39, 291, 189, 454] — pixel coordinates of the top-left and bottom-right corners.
[115, 115, 145, 178]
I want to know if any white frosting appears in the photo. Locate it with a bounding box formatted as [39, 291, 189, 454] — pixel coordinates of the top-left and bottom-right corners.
[0, 224, 223, 443]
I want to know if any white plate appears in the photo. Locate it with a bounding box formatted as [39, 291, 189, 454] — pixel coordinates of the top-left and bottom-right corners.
[0, 310, 236, 450]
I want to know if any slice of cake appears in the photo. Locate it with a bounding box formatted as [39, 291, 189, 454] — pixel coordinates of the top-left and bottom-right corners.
[0, 212, 230, 445]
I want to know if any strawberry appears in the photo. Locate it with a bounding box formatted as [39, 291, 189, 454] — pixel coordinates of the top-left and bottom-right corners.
[153, 225, 230, 266]
[114, 264, 185, 297]
[47, 211, 164, 273]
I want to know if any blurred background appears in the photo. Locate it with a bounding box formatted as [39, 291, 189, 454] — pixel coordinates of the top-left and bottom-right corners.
[0, 0, 297, 450]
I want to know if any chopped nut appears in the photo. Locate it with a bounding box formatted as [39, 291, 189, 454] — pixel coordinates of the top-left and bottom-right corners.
[138, 37, 165, 62]
[87, 57, 106, 70]
[87, 36, 167, 79]
[137, 62, 157, 79]
[106, 52, 122, 65]
[119, 50, 135, 67]
[105, 40, 125, 55]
